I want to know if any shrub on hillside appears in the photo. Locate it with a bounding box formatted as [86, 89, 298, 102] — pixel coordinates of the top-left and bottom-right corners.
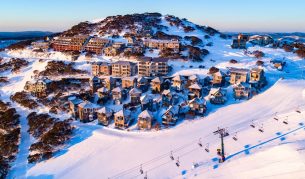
[39, 61, 86, 76]
[10, 91, 39, 109]
[183, 26, 195, 33]
[209, 66, 219, 74]
[229, 59, 238, 64]
[184, 36, 203, 46]
[256, 60, 264, 66]
[252, 50, 265, 59]
[282, 44, 294, 52]
[0, 108, 20, 130]
[28, 119, 74, 163]
[27, 112, 57, 138]
[0, 103, 20, 178]
[0, 58, 29, 73]
[296, 48, 305, 58]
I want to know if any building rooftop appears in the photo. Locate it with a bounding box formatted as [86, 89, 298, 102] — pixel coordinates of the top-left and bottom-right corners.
[79, 101, 100, 109]
[138, 110, 153, 119]
[229, 67, 249, 74]
[115, 109, 131, 117]
[112, 87, 122, 93]
[97, 107, 112, 116]
[189, 83, 202, 90]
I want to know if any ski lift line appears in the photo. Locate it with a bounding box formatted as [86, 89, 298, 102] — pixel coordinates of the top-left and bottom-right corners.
[109, 135, 214, 178]
[111, 116, 304, 179]
[175, 124, 305, 179]
[195, 121, 305, 178]
[109, 107, 305, 178]
[109, 117, 302, 179]
[231, 109, 304, 135]
[110, 135, 219, 179]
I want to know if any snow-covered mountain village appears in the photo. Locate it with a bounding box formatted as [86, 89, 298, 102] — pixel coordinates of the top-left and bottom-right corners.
[1, 7, 305, 179]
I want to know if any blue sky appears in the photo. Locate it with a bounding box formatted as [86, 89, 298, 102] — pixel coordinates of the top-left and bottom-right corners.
[0, 0, 305, 32]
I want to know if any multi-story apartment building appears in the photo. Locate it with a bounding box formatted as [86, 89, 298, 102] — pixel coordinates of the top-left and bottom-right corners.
[138, 57, 169, 77]
[111, 61, 137, 77]
[31, 41, 50, 51]
[84, 37, 111, 54]
[52, 35, 89, 52]
[229, 68, 249, 85]
[143, 38, 180, 52]
[91, 62, 112, 76]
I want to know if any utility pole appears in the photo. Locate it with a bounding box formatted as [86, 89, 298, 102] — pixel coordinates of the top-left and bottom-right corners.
[213, 127, 229, 163]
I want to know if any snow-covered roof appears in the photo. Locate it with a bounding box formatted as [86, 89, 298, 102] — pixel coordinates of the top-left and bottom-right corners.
[97, 107, 112, 116]
[162, 89, 171, 96]
[115, 109, 131, 117]
[138, 110, 153, 119]
[97, 87, 108, 93]
[122, 76, 136, 82]
[189, 74, 198, 80]
[172, 75, 183, 81]
[189, 83, 202, 90]
[234, 82, 251, 88]
[189, 97, 206, 105]
[79, 101, 100, 109]
[69, 98, 83, 105]
[165, 105, 179, 115]
[143, 38, 179, 44]
[229, 67, 249, 74]
[112, 87, 122, 93]
[129, 88, 142, 95]
[209, 87, 221, 95]
[151, 77, 161, 83]
[112, 61, 133, 66]
[251, 68, 263, 73]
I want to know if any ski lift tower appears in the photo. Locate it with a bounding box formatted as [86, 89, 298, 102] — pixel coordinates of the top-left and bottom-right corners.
[213, 127, 229, 163]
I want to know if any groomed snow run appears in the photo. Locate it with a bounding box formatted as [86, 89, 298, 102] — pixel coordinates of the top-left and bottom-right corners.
[23, 79, 305, 179]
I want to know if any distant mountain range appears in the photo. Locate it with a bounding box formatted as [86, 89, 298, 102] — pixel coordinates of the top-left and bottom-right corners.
[0, 31, 53, 40]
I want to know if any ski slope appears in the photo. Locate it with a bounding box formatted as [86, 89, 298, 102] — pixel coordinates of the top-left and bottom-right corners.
[19, 79, 305, 179]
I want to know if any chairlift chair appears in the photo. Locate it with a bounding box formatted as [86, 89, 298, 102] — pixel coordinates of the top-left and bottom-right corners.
[296, 107, 301, 113]
[233, 133, 238, 141]
[144, 172, 148, 179]
[192, 162, 199, 169]
[175, 157, 180, 167]
[274, 112, 279, 121]
[250, 120, 255, 128]
[283, 116, 288, 125]
[198, 138, 203, 147]
[170, 151, 174, 160]
[205, 143, 210, 152]
[258, 124, 264, 133]
[140, 164, 143, 174]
